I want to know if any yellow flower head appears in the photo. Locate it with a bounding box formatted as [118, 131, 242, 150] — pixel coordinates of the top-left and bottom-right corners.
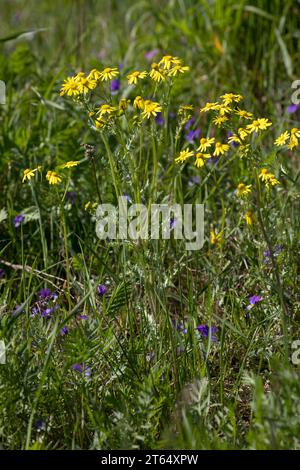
[197, 137, 215, 152]
[74, 73, 97, 93]
[228, 134, 242, 145]
[97, 104, 117, 118]
[210, 229, 224, 246]
[213, 115, 228, 127]
[141, 100, 162, 119]
[175, 148, 194, 164]
[238, 127, 249, 140]
[200, 102, 220, 113]
[194, 152, 211, 168]
[62, 161, 81, 169]
[119, 99, 130, 111]
[22, 168, 37, 183]
[168, 64, 190, 77]
[274, 131, 290, 146]
[236, 183, 252, 197]
[87, 69, 102, 81]
[213, 142, 230, 156]
[259, 169, 279, 187]
[235, 108, 253, 120]
[99, 67, 119, 81]
[159, 55, 181, 70]
[133, 96, 145, 110]
[220, 93, 243, 106]
[244, 211, 255, 226]
[149, 63, 166, 83]
[60, 77, 80, 97]
[247, 118, 272, 133]
[127, 71, 147, 85]
[46, 171, 62, 185]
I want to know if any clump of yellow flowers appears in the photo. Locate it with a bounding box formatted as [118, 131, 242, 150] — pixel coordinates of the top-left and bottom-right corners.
[22, 161, 81, 185]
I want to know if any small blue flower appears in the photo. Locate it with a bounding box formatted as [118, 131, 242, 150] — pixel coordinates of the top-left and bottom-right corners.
[287, 104, 299, 114]
[97, 284, 107, 297]
[60, 326, 69, 336]
[110, 79, 120, 94]
[13, 214, 25, 228]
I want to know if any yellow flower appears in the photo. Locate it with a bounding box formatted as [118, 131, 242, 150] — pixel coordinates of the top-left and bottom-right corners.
[168, 64, 190, 77]
[149, 63, 166, 83]
[62, 161, 81, 169]
[213, 115, 228, 126]
[119, 99, 130, 111]
[95, 118, 105, 129]
[178, 104, 194, 115]
[220, 93, 243, 106]
[159, 55, 181, 70]
[97, 104, 117, 118]
[238, 144, 250, 158]
[46, 171, 62, 185]
[235, 108, 253, 119]
[194, 152, 211, 168]
[228, 134, 242, 145]
[213, 142, 230, 156]
[87, 69, 102, 81]
[22, 168, 37, 183]
[288, 128, 300, 149]
[236, 183, 252, 197]
[133, 96, 145, 110]
[74, 73, 96, 93]
[197, 137, 215, 152]
[244, 211, 255, 225]
[247, 118, 272, 133]
[218, 105, 232, 116]
[238, 127, 249, 140]
[60, 77, 80, 97]
[210, 229, 224, 246]
[259, 169, 279, 187]
[274, 131, 290, 146]
[99, 67, 119, 81]
[141, 100, 162, 119]
[200, 102, 220, 113]
[127, 71, 147, 85]
[175, 148, 194, 163]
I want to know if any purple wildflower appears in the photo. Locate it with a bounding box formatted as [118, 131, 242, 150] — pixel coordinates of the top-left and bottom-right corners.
[35, 419, 45, 431]
[197, 324, 217, 341]
[185, 117, 195, 129]
[72, 363, 91, 377]
[287, 104, 299, 114]
[155, 112, 164, 126]
[0, 268, 5, 279]
[246, 295, 262, 310]
[185, 128, 200, 142]
[79, 314, 88, 320]
[123, 193, 132, 203]
[13, 214, 25, 228]
[170, 217, 177, 230]
[39, 288, 52, 300]
[110, 79, 120, 94]
[66, 191, 76, 206]
[60, 326, 69, 336]
[144, 49, 159, 61]
[188, 175, 200, 187]
[41, 307, 53, 318]
[97, 284, 107, 297]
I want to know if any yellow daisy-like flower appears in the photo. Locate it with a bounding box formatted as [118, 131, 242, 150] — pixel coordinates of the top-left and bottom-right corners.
[259, 169, 279, 187]
[213, 142, 230, 156]
[133, 96, 145, 110]
[194, 152, 211, 168]
[159, 55, 181, 70]
[168, 64, 190, 77]
[210, 229, 224, 246]
[62, 161, 81, 169]
[99, 67, 119, 81]
[74, 73, 96, 93]
[247, 118, 272, 133]
[236, 183, 252, 197]
[175, 148, 194, 164]
[288, 128, 300, 149]
[60, 77, 80, 97]
[95, 118, 105, 129]
[220, 93, 243, 106]
[244, 211, 255, 225]
[141, 100, 162, 119]
[238, 127, 249, 140]
[197, 137, 215, 152]
[149, 63, 166, 83]
[213, 115, 228, 126]
[22, 168, 38, 183]
[228, 134, 242, 145]
[119, 99, 130, 111]
[235, 108, 253, 120]
[178, 104, 194, 116]
[46, 171, 62, 185]
[97, 104, 118, 118]
[127, 71, 147, 85]
[218, 105, 232, 116]
[200, 102, 220, 113]
[87, 69, 102, 81]
[274, 131, 290, 146]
